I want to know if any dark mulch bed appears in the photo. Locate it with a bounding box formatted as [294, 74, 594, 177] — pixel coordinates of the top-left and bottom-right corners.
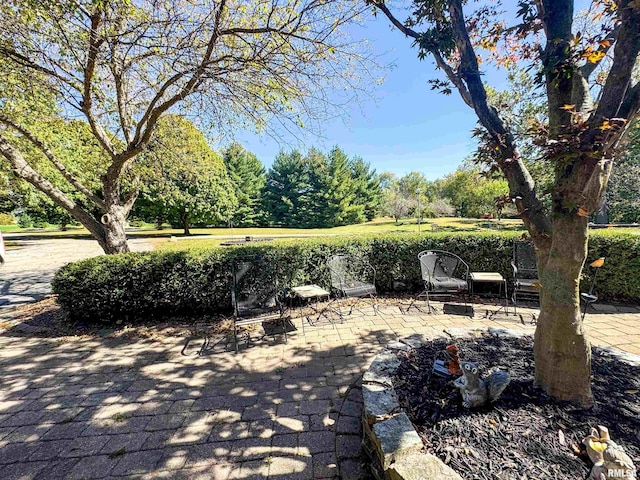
[392, 334, 640, 480]
[1, 297, 233, 340]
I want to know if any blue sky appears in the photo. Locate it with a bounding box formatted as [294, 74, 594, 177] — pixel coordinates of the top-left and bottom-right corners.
[228, 12, 511, 180]
[226, 0, 595, 179]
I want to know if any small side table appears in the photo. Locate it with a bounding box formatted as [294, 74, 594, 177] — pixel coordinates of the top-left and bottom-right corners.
[291, 284, 332, 326]
[469, 272, 509, 316]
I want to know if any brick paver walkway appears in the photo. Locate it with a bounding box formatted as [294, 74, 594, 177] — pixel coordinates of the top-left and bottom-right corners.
[1, 302, 639, 479]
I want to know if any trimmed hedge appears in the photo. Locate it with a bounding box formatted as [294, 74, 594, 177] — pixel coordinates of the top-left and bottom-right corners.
[52, 231, 640, 322]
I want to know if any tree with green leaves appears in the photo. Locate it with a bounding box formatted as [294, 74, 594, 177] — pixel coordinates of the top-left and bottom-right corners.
[381, 171, 447, 222]
[318, 146, 364, 226]
[381, 173, 415, 222]
[0, 67, 108, 229]
[0, 0, 372, 253]
[133, 116, 236, 235]
[372, 0, 640, 405]
[441, 166, 509, 218]
[222, 143, 267, 227]
[0, 114, 109, 228]
[317, 148, 381, 225]
[605, 121, 640, 222]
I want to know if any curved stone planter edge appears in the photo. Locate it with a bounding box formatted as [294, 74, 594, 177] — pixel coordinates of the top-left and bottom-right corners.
[360, 326, 640, 480]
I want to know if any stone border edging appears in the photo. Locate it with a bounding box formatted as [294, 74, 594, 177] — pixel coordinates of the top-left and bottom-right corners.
[360, 327, 640, 480]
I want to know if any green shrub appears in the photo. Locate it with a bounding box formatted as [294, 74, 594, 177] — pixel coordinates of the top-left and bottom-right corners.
[128, 218, 145, 227]
[52, 231, 640, 323]
[0, 213, 16, 225]
[17, 213, 34, 228]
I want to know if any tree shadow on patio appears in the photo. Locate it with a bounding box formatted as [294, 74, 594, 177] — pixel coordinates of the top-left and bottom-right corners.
[0, 313, 401, 479]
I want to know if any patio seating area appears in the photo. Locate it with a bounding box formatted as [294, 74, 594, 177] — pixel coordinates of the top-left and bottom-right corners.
[1, 300, 639, 480]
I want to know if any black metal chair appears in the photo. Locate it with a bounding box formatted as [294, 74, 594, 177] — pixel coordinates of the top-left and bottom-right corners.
[231, 255, 288, 353]
[581, 257, 605, 320]
[511, 241, 540, 315]
[408, 250, 469, 314]
[327, 254, 377, 318]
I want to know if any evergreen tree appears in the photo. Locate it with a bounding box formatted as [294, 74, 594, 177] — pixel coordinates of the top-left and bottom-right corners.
[262, 150, 309, 227]
[222, 143, 267, 227]
[300, 147, 328, 228]
[263, 146, 377, 228]
[320, 147, 362, 226]
[350, 156, 382, 221]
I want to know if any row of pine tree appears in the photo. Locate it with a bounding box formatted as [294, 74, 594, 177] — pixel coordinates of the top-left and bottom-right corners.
[224, 145, 381, 228]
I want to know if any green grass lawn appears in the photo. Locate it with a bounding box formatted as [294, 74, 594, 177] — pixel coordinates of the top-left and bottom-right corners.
[159, 217, 525, 250]
[0, 217, 522, 237]
[3, 217, 637, 252]
[0, 224, 90, 234]
[0, 224, 26, 233]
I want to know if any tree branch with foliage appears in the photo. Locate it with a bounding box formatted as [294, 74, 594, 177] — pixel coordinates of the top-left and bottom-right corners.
[370, 0, 640, 406]
[0, 0, 374, 253]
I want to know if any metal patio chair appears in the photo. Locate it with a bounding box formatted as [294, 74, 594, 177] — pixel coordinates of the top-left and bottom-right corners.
[406, 250, 469, 314]
[511, 241, 540, 316]
[327, 254, 378, 318]
[231, 255, 289, 353]
[581, 257, 605, 320]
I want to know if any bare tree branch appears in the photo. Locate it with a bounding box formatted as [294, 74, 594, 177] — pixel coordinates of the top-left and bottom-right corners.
[81, 7, 114, 155]
[131, 0, 229, 155]
[108, 13, 133, 144]
[0, 46, 82, 91]
[368, 1, 473, 107]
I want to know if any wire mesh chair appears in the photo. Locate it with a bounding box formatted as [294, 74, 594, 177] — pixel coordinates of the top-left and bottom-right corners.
[511, 241, 540, 315]
[581, 257, 605, 320]
[231, 255, 288, 353]
[327, 254, 377, 318]
[406, 250, 469, 314]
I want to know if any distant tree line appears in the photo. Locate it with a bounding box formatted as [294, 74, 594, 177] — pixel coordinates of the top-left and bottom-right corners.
[379, 164, 509, 222]
[3, 113, 637, 232]
[0, 113, 548, 232]
[0, 116, 385, 232]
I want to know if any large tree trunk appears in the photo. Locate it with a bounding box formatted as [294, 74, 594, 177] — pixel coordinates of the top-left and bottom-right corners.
[533, 215, 593, 406]
[101, 178, 131, 254]
[100, 205, 130, 254]
[181, 211, 191, 236]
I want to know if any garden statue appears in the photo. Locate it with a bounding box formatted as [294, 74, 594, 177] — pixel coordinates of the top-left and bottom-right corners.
[453, 361, 511, 409]
[433, 344, 462, 379]
[444, 344, 462, 376]
[583, 425, 636, 480]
